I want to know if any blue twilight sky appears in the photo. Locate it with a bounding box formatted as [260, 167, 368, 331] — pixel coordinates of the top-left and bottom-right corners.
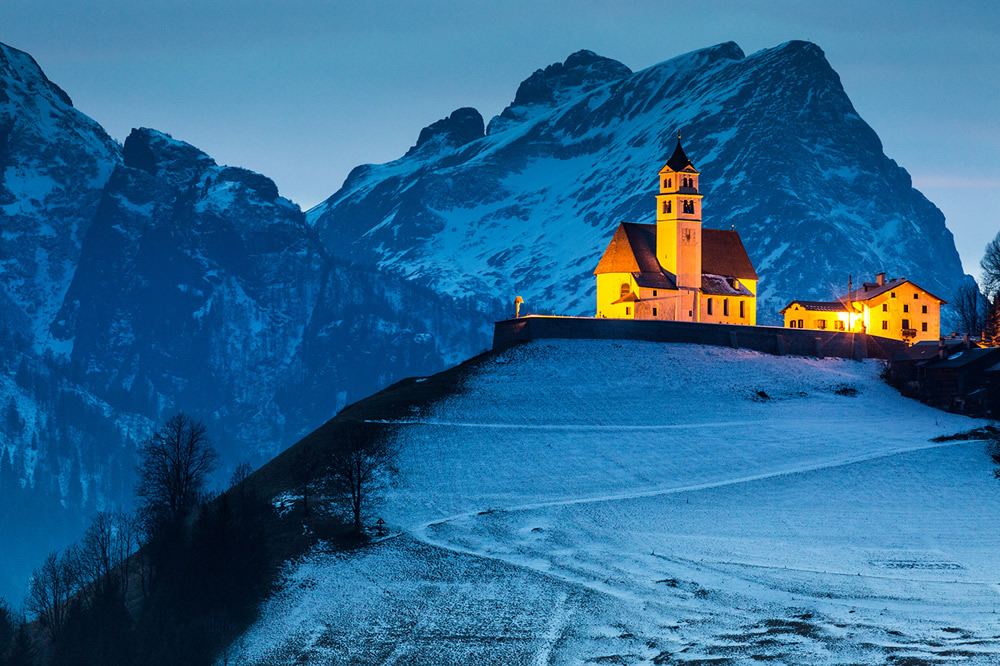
[5, 0, 999, 280]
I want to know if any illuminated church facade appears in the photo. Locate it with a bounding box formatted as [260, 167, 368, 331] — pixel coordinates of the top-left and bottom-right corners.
[594, 139, 758, 324]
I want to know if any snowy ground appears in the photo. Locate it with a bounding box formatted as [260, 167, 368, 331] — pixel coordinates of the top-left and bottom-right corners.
[225, 340, 1000, 664]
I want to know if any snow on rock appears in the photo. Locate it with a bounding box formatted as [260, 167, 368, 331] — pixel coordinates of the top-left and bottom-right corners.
[227, 340, 1000, 664]
[309, 41, 966, 325]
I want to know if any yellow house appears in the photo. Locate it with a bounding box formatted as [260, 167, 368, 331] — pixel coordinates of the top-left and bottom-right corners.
[781, 273, 946, 343]
[594, 138, 758, 324]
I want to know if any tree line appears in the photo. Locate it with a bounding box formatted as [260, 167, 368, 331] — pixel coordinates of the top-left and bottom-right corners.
[954, 230, 1000, 342]
[0, 412, 396, 665]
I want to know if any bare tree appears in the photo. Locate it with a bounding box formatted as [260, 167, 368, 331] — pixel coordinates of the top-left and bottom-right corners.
[954, 282, 986, 336]
[981, 231, 1000, 299]
[136, 413, 218, 527]
[25, 547, 80, 639]
[79, 509, 138, 600]
[327, 421, 397, 533]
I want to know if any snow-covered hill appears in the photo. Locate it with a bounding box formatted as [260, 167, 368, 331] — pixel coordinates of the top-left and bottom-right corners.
[227, 340, 999, 664]
[309, 42, 966, 324]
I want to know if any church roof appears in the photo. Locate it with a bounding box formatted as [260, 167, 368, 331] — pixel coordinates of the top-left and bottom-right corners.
[659, 139, 698, 174]
[593, 223, 758, 282]
[593, 223, 661, 275]
[702, 229, 758, 280]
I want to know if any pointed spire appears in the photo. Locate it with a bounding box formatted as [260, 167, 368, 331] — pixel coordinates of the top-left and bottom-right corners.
[662, 135, 695, 173]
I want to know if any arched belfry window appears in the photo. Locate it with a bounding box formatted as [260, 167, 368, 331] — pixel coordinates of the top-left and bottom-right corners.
[668, 178, 672, 188]
[663, 201, 671, 214]
[620, 283, 630, 298]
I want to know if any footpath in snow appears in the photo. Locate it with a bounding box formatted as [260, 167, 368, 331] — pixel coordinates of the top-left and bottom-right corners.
[227, 340, 1000, 665]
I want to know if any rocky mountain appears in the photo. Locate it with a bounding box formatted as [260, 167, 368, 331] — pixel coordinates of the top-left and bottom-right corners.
[0, 37, 971, 603]
[0, 43, 499, 602]
[309, 42, 966, 324]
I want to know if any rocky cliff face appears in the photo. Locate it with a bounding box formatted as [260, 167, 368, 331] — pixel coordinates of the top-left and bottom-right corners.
[0, 47, 499, 601]
[309, 41, 965, 324]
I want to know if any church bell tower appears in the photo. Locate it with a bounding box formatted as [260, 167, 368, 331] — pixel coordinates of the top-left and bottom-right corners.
[655, 135, 703, 302]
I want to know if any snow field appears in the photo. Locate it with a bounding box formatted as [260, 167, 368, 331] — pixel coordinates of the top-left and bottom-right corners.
[227, 340, 999, 664]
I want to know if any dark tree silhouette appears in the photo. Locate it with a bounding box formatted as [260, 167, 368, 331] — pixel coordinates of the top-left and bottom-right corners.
[135, 413, 218, 528]
[981, 231, 1000, 300]
[954, 282, 987, 336]
[327, 421, 396, 533]
[25, 548, 79, 640]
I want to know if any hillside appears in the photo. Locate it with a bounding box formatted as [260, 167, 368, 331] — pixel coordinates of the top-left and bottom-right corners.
[225, 340, 999, 664]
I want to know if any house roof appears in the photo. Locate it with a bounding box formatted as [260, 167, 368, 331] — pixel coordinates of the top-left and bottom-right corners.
[925, 347, 1000, 370]
[594, 223, 758, 283]
[842, 278, 948, 305]
[659, 139, 698, 174]
[780, 300, 849, 314]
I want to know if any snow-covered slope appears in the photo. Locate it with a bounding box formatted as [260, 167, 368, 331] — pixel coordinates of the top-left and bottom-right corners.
[309, 42, 965, 324]
[227, 340, 999, 664]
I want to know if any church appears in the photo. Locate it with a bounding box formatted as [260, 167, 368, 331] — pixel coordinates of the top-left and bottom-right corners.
[594, 138, 758, 323]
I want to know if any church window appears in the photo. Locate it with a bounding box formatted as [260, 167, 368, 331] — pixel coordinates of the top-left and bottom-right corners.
[922, 305, 927, 314]
[922, 322, 928, 332]
[740, 301, 745, 318]
[663, 201, 671, 214]
[668, 178, 672, 188]
[882, 303, 887, 312]
[798, 319, 804, 328]
[625, 307, 630, 315]
[652, 307, 658, 316]
[882, 321, 888, 330]
[620, 283, 630, 298]
[789, 320, 796, 328]
[653, 290, 658, 296]
[903, 304, 909, 313]
[707, 298, 713, 315]
[723, 299, 729, 316]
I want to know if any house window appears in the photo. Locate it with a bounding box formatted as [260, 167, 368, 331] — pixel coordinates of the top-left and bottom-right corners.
[882, 303, 887, 312]
[724, 299, 729, 316]
[620, 283, 630, 298]
[903, 304, 909, 313]
[922, 322, 928, 332]
[913, 293, 919, 299]
[882, 321, 888, 330]
[652, 307, 658, 316]
[836, 320, 845, 330]
[798, 319, 804, 328]
[740, 301, 745, 318]
[817, 320, 826, 329]
[922, 305, 927, 314]
[902, 319, 910, 329]
[625, 307, 630, 315]
[891, 292, 896, 298]
[707, 298, 713, 315]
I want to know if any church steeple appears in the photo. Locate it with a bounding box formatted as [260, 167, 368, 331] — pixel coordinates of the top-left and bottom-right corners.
[655, 134, 703, 300]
